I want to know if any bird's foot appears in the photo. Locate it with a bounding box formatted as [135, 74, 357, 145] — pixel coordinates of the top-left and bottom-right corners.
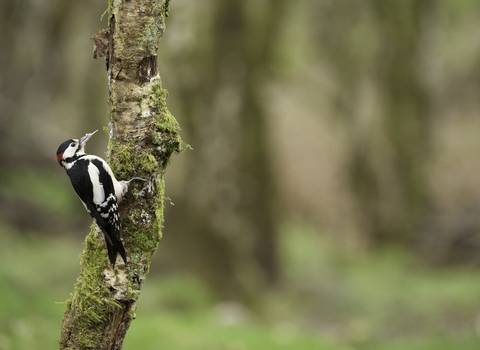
[127, 167, 147, 183]
[128, 176, 147, 183]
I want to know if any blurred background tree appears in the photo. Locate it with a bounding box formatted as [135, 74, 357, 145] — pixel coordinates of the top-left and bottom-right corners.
[316, 0, 434, 247]
[163, 0, 289, 300]
[3, 0, 480, 349]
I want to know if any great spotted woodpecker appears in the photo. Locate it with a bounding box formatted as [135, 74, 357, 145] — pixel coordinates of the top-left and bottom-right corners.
[56, 130, 144, 267]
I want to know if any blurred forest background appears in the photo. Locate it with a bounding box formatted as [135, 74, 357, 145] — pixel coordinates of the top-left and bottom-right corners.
[2, 0, 480, 349]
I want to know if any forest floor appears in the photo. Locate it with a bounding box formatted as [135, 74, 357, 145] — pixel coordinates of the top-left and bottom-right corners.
[0, 221, 480, 350]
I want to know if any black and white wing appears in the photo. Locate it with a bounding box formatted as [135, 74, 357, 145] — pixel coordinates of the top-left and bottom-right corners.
[67, 156, 127, 266]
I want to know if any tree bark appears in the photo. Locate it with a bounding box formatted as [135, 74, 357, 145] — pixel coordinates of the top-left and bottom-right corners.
[60, 0, 181, 349]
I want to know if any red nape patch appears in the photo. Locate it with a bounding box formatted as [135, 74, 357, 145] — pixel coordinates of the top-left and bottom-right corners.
[56, 152, 64, 164]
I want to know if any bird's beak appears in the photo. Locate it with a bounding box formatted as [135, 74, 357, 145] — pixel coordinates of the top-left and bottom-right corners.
[80, 130, 98, 148]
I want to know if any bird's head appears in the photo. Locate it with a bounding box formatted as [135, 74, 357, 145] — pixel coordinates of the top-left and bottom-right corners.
[56, 130, 97, 167]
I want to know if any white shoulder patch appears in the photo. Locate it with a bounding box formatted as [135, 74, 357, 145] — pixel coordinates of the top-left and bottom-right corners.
[87, 162, 105, 204]
[83, 155, 124, 202]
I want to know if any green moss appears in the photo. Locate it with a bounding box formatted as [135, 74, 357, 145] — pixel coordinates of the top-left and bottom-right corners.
[107, 141, 132, 177]
[149, 79, 183, 160]
[138, 153, 158, 173]
[64, 225, 120, 348]
[108, 137, 163, 180]
[102, 0, 115, 24]
[164, 0, 171, 18]
[123, 203, 162, 258]
[165, 0, 170, 17]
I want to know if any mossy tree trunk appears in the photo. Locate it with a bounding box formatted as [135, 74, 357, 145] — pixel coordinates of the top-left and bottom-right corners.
[59, 0, 181, 349]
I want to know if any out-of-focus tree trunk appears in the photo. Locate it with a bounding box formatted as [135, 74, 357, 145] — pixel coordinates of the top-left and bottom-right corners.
[59, 0, 181, 348]
[316, 0, 433, 247]
[0, 1, 61, 167]
[365, 0, 433, 243]
[166, 0, 286, 299]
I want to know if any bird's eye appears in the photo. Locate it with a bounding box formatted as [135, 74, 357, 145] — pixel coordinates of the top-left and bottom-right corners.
[70, 142, 76, 147]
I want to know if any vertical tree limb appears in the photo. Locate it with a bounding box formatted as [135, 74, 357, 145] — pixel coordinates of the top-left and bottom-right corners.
[60, 0, 181, 348]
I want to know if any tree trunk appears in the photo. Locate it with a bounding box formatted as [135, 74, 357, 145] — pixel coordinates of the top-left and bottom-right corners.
[315, 0, 432, 247]
[59, 0, 181, 349]
[367, 0, 433, 243]
[164, 0, 285, 299]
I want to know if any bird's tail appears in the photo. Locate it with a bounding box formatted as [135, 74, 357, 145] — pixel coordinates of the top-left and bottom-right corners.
[102, 230, 127, 267]
[113, 237, 127, 265]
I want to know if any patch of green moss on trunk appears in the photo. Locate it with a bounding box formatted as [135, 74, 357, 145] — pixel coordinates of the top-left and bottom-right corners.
[64, 225, 120, 348]
[108, 141, 158, 180]
[121, 179, 164, 259]
[164, 0, 171, 17]
[150, 78, 183, 162]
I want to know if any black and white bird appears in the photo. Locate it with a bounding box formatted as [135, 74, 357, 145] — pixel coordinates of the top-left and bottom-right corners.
[56, 130, 143, 267]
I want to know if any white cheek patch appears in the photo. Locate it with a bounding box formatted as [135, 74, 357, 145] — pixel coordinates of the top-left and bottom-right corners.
[63, 144, 77, 159]
[87, 162, 105, 205]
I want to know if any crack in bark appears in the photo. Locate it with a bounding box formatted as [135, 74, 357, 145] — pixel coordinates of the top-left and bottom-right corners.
[137, 56, 158, 84]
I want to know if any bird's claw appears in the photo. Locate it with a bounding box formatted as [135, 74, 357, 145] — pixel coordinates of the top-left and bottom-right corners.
[128, 176, 147, 183]
[128, 167, 147, 183]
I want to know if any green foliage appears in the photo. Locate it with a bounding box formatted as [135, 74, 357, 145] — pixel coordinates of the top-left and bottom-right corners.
[124, 314, 332, 350]
[276, 223, 480, 348]
[1, 222, 480, 349]
[0, 223, 80, 350]
[367, 337, 480, 350]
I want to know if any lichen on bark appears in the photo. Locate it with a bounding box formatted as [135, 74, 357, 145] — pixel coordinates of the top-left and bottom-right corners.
[60, 0, 181, 348]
